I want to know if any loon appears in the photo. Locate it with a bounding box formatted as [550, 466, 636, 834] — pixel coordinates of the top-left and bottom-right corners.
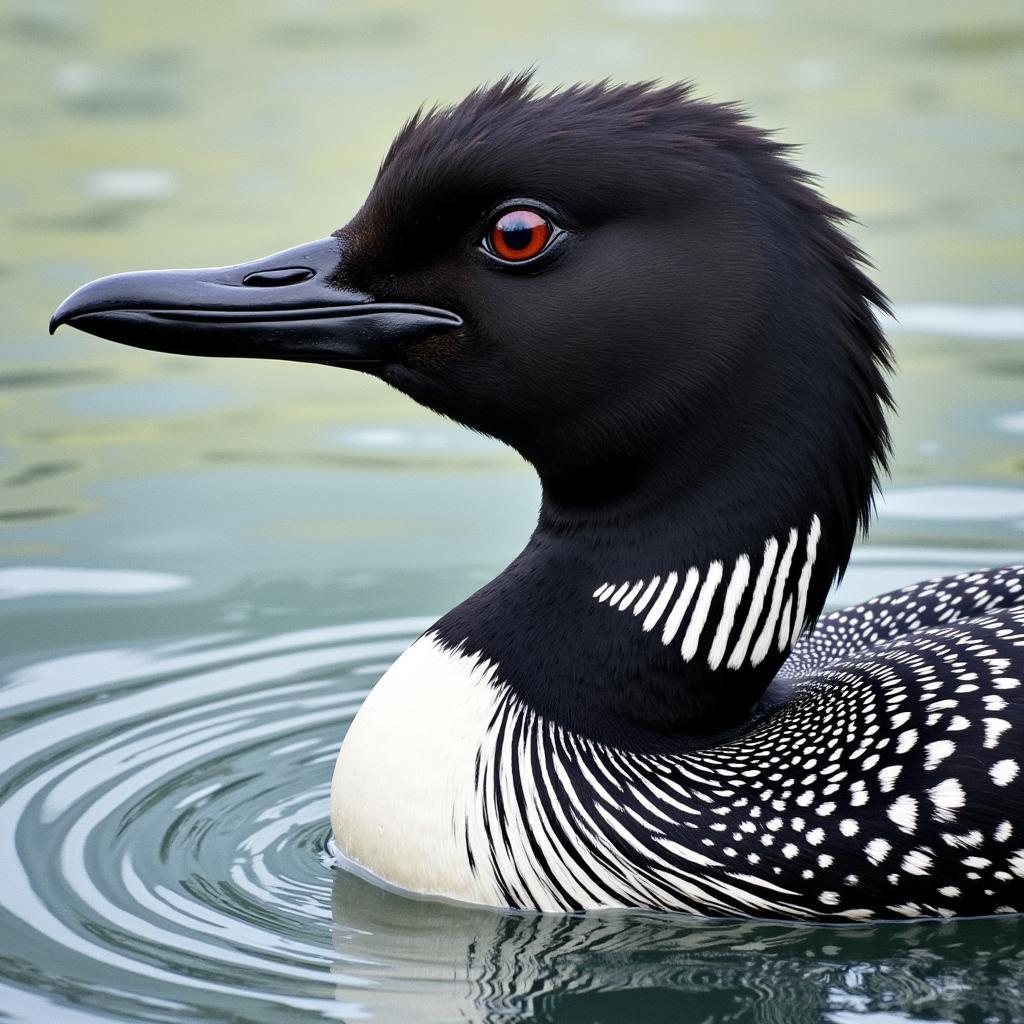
[51, 75, 1024, 921]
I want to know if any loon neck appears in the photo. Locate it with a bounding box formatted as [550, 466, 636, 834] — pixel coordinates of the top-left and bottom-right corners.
[434, 464, 848, 748]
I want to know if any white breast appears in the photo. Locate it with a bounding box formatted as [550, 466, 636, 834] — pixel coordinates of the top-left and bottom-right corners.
[330, 632, 503, 905]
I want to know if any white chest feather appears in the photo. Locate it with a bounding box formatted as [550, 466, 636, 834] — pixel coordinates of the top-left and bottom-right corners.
[330, 633, 503, 905]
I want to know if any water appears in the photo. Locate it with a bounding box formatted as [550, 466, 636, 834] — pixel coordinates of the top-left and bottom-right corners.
[1, 0, 1023, 1020]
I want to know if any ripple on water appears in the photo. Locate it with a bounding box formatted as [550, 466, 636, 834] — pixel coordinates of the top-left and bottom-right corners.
[2, 610, 1024, 1022]
[0, 618, 422, 1019]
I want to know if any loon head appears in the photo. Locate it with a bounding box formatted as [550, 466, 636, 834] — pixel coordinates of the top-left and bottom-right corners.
[52, 75, 893, 738]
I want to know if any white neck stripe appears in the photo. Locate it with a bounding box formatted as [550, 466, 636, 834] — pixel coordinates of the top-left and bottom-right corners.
[727, 536, 779, 669]
[681, 560, 724, 660]
[708, 555, 751, 670]
[595, 517, 822, 672]
[662, 567, 700, 645]
[643, 572, 678, 633]
[789, 514, 821, 648]
[632, 576, 662, 616]
[750, 527, 799, 666]
[618, 580, 646, 611]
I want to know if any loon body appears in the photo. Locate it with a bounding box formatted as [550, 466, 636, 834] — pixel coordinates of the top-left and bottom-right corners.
[51, 76, 1024, 920]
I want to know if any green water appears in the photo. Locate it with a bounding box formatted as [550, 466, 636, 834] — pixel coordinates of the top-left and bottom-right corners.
[2, 1, 1023, 1021]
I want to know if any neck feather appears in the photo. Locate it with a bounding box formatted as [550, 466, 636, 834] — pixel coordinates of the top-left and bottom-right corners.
[593, 513, 821, 673]
[433, 473, 847, 747]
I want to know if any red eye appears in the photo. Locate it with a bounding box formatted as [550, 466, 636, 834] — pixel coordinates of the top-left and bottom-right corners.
[487, 209, 554, 262]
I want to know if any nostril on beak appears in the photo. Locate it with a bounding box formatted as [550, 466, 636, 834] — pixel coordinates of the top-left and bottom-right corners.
[242, 267, 316, 287]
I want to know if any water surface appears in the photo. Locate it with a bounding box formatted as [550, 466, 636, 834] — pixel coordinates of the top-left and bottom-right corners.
[1, 1, 1023, 1021]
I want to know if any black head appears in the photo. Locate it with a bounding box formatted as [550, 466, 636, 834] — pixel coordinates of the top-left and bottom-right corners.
[52, 73, 893, 590]
[349, 78, 892, 581]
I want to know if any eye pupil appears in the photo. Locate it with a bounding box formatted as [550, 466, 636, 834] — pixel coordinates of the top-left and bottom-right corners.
[502, 222, 535, 250]
[487, 209, 554, 262]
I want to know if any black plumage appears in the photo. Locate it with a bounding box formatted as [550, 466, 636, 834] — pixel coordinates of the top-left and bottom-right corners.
[51, 74, 1024, 919]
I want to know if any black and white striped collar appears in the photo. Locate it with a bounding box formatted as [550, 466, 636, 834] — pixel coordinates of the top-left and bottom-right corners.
[433, 509, 836, 748]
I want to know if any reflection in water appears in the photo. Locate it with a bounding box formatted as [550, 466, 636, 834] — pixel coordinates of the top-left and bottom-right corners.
[330, 868, 1024, 1023]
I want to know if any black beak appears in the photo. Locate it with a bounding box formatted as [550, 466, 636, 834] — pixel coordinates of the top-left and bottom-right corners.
[49, 236, 461, 369]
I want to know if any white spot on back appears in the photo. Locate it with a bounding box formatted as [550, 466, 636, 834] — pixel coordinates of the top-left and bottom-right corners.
[887, 795, 918, 834]
[991, 759, 1019, 787]
[878, 765, 902, 793]
[983, 718, 1012, 749]
[924, 739, 956, 770]
[896, 729, 918, 754]
[926, 778, 965, 822]
[865, 838, 891, 865]
[901, 849, 933, 875]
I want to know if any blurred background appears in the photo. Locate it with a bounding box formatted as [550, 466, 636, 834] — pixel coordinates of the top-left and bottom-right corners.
[2, 0, 1023, 609]
[1, 1, 1023, 1022]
